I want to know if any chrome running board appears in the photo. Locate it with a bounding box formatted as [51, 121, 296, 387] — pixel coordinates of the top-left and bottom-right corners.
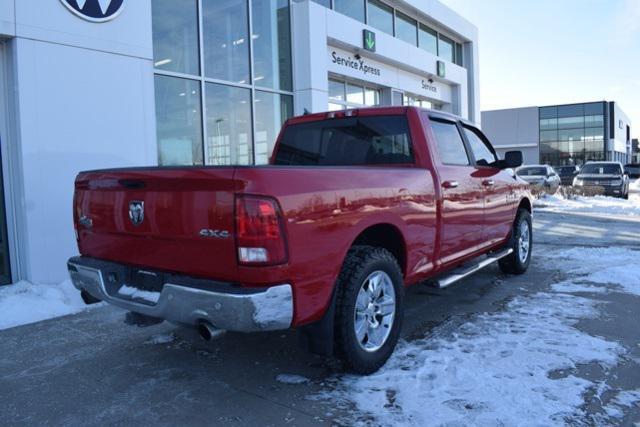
[431, 248, 513, 289]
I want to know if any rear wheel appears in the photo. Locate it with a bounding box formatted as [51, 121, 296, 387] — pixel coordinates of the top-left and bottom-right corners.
[334, 246, 404, 374]
[499, 209, 532, 275]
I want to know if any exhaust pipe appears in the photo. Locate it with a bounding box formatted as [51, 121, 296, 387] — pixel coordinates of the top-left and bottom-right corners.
[81, 290, 101, 305]
[197, 321, 225, 341]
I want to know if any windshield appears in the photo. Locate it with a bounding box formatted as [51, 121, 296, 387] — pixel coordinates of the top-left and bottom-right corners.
[556, 166, 577, 176]
[517, 167, 547, 176]
[580, 164, 622, 175]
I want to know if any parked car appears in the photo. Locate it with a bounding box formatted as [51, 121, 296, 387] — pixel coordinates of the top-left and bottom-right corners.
[515, 164, 561, 194]
[67, 107, 533, 374]
[573, 161, 630, 199]
[556, 165, 581, 186]
[624, 163, 640, 179]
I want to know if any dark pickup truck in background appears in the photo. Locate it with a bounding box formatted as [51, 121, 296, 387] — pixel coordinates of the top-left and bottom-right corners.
[68, 107, 532, 373]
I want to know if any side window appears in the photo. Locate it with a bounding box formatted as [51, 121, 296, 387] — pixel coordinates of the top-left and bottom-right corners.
[463, 126, 498, 167]
[430, 120, 470, 166]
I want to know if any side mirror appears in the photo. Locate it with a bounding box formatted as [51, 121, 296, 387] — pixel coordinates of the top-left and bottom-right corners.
[502, 151, 523, 169]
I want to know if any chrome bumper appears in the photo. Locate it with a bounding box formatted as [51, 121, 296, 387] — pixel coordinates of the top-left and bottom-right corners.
[67, 258, 293, 332]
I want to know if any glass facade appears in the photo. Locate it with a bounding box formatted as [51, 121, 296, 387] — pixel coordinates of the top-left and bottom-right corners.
[152, 0, 294, 166]
[313, 0, 465, 67]
[539, 102, 606, 166]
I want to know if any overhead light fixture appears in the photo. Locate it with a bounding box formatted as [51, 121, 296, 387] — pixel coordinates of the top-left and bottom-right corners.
[154, 59, 172, 67]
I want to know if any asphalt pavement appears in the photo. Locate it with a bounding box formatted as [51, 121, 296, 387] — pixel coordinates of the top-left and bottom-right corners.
[1, 208, 639, 426]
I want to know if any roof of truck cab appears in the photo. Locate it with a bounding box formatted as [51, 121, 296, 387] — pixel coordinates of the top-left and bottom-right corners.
[285, 106, 466, 126]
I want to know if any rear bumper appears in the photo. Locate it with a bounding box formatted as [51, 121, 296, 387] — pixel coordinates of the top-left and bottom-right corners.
[67, 257, 293, 332]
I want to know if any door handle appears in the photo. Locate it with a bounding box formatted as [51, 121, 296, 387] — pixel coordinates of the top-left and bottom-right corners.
[482, 179, 495, 187]
[442, 180, 459, 189]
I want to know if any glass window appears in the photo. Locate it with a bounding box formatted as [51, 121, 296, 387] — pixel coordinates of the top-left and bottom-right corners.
[346, 84, 364, 104]
[557, 116, 584, 129]
[517, 167, 548, 176]
[328, 103, 345, 111]
[367, 0, 394, 35]
[252, 0, 292, 91]
[539, 118, 558, 131]
[418, 24, 438, 55]
[430, 120, 469, 165]
[584, 115, 604, 128]
[395, 12, 417, 45]
[152, 0, 199, 75]
[584, 127, 604, 141]
[155, 75, 203, 166]
[558, 104, 584, 118]
[329, 80, 345, 102]
[205, 83, 253, 165]
[463, 126, 497, 166]
[580, 163, 622, 175]
[539, 106, 558, 119]
[334, 0, 365, 23]
[558, 128, 585, 142]
[540, 130, 558, 143]
[311, 0, 331, 6]
[203, 0, 250, 84]
[274, 116, 414, 166]
[364, 87, 379, 106]
[438, 35, 455, 62]
[254, 91, 293, 164]
[584, 102, 604, 115]
[455, 43, 463, 66]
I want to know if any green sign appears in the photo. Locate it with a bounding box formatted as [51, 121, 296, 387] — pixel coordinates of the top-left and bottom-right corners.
[437, 60, 446, 78]
[363, 29, 376, 52]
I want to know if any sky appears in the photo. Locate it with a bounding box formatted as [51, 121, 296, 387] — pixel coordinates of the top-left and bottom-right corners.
[439, 0, 640, 138]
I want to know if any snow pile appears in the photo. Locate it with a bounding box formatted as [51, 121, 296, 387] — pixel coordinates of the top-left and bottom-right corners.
[276, 374, 310, 385]
[0, 280, 91, 330]
[323, 292, 621, 426]
[545, 247, 640, 296]
[534, 193, 640, 217]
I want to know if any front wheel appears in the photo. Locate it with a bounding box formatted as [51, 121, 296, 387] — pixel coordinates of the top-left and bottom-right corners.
[499, 209, 532, 275]
[334, 246, 404, 374]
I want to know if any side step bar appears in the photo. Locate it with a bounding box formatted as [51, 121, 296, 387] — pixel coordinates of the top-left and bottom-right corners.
[431, 248, 513, 289]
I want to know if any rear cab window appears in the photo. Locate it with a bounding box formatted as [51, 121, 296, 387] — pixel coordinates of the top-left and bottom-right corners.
[274, 115, 414, 166]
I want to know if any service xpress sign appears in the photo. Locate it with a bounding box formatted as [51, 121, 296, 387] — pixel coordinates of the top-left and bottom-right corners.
[330, 51, 381, 77]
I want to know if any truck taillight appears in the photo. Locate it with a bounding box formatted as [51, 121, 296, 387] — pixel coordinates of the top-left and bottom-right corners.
[235, 195, 288, 266]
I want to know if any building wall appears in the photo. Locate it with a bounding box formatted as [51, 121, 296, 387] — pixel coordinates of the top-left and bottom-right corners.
[481, 107, 540, 165]
[4, 0, 156, 283]
[609, 102, 632, 161]
[293, 0, 479, 121]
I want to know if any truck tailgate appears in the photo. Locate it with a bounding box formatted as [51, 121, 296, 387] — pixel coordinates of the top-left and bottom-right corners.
[74, 167, 239, 280]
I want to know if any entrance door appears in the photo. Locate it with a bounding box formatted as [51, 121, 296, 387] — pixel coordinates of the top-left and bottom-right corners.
[0, 41, 10, 285]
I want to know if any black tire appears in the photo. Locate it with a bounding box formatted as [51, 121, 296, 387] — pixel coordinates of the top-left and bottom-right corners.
[498, 209, 532, 275]
[334, 246, 404, 375]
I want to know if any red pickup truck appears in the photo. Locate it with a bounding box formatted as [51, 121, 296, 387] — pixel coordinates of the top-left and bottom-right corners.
[68, 107, 532, 374]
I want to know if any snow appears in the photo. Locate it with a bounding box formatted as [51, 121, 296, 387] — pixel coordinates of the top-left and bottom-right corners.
[118, 285, 161, 304]
[276, 374, 310, 385]
[319, 246, 639, 426]
[145, 334, 175, 345]
[544, 247, 640, 296]
[534, 193, 640, 217]
[0, 280, 92, 331]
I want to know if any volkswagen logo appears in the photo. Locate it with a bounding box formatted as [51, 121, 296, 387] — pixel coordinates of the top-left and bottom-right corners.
[60, 0, 125, 23]
[128, 201, 144, 226]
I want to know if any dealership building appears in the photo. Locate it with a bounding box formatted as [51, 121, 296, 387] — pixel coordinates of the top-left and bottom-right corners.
[482, 102, 633, 167]
[0, 0, 479, 286]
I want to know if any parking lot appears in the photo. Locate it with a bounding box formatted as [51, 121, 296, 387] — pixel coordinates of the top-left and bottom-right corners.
[1, 193, 639, 426]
